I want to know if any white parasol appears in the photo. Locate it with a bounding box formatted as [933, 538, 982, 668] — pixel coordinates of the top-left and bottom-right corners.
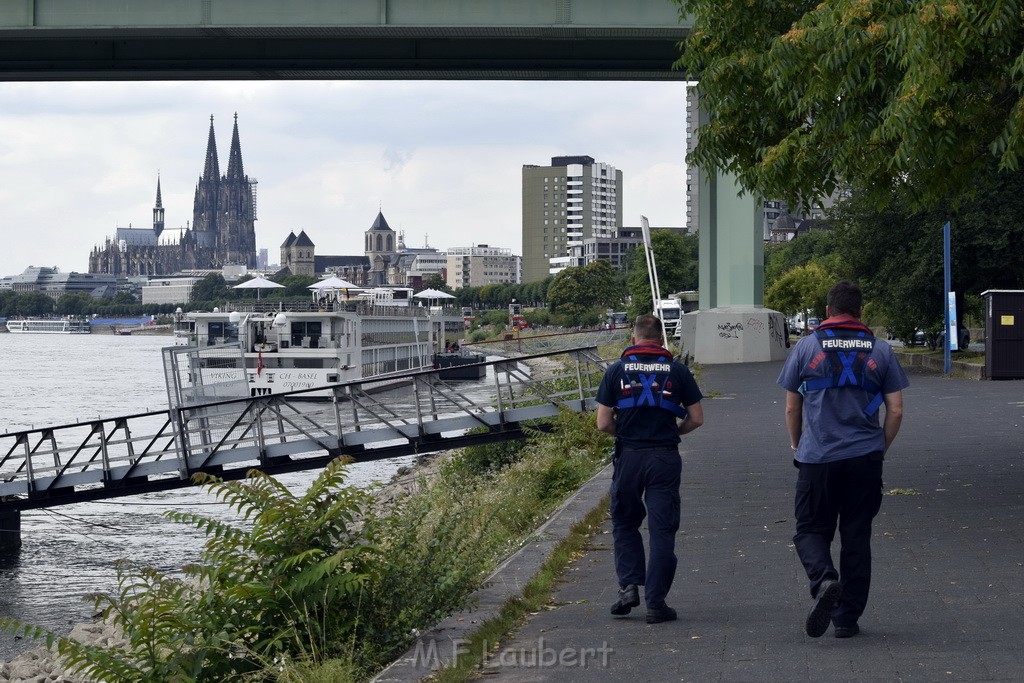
[232, 276, 284, 299]
[308, 276, 360, 291]
[413, 288, 456, 300]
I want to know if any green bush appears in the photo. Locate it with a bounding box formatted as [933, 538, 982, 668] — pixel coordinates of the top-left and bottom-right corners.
[455, 434, 530, 476]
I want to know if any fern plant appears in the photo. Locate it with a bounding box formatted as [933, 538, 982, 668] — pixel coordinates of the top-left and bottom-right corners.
[1, 456, 380, 682]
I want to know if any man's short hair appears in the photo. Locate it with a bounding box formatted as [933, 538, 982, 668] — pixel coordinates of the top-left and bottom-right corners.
[633, 314, 663, 343]
[827, 280, 863, 316]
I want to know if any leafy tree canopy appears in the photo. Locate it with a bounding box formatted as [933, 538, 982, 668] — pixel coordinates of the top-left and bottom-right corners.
[626, 230, 698, 318]
[419, 274, 452, 294]
[547, 259, 623, 325]
[831, 163, 1024, 339]
[55, 292, 93, 316]
[14, 292, 54, 317]
[190, 273, 231, 303]
[765, 261, 834, 318]
[765, 230, 845, 291]
[675, 0, 1024, 209]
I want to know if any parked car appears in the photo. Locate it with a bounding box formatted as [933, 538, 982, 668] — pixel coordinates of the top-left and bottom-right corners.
[933, 327, 971, 351]
[805, 317, 821, 334]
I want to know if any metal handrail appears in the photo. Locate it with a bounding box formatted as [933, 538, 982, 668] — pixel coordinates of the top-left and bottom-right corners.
[0, 347, 606, 512]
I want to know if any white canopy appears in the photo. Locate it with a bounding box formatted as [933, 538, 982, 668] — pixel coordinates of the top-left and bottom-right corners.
[232, 276, 284, 290]
[413, 288, 456, 299]
[232, 276, 284, 299]
[308, 276, 360, 291]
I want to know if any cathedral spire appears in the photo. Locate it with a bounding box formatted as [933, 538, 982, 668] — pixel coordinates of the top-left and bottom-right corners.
[225, 112, 245, 179]
[153, 174, 165, 238]
[202, 114, 220, 182]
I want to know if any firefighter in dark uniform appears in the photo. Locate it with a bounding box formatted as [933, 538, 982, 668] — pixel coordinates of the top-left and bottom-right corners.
[597, 314, 704, 624]
[777, 280, 909, 639]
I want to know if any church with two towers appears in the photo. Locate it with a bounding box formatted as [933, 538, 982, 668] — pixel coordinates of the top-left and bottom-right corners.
[88, 114, 258, 277]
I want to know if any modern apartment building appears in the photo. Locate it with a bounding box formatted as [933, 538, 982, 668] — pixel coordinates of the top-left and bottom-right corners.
[522, 155, 623, 283]
[446, 245, 521, 289]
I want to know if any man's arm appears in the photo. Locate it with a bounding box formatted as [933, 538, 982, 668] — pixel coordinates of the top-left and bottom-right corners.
[597, 403, 616, 436]
[785, 391, 803, 450]
[882, 390, 904, 451]
[678, 401, 704, 435]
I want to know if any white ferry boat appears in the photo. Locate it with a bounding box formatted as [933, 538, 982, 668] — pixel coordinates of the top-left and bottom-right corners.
[177, 287, 465, 399]
[6, 318, 92, 334]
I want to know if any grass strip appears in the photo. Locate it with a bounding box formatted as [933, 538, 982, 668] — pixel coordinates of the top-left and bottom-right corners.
[426, 495, 611, 683]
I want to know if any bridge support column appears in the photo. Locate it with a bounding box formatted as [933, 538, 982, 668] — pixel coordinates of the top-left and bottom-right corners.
[0, 509, 21, 552]
[682, 96, 787, 364]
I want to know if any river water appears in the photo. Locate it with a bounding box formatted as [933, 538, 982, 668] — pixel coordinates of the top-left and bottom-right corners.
[0, 332, 430, 661]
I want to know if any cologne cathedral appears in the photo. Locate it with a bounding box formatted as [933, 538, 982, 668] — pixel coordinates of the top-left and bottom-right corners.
[88, 114, 257, 277]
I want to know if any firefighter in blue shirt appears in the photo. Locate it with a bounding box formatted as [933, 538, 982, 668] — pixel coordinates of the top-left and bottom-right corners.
[777, 280, 909, 639]
[597, 314, 704, 624]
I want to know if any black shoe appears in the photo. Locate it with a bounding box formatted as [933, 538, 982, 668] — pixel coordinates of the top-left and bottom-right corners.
[646, 605, 677, 624]
[834, 623, 860, 639]
[610, 584, 640, 616]
[805, 579, 841, 638]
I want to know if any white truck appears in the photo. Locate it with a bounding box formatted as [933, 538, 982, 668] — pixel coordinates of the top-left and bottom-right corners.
[658, 298, 682, 339]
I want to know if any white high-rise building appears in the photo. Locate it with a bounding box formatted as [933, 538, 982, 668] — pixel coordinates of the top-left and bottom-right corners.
[522, 155, 623, 283]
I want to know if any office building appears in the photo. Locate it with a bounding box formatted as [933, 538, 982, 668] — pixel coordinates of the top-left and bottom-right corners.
[446, 245, 521, 289]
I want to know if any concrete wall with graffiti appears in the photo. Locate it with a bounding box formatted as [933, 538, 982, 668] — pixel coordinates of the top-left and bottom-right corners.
[679, 307, 789, 364]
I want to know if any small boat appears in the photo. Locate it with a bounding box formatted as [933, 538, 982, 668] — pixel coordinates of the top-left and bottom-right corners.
[5, 318, 92, 334]
[435, 350, 487, 380]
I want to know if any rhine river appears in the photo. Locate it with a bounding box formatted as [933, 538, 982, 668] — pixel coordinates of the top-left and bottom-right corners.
[0, 332, 422, 661]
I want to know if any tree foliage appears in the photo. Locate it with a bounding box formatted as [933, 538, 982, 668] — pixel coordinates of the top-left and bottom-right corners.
[55, 292, 93, 316]
[765, 262, 834, 317]
[626, 230, 698, 318]
[764, 230, 844, 291]
[675, 0, 1024, 210]
[419, 274, 452, 294]
[547, 259, 624, 325]
[831, 163, 1024, 339]
[190, 274, 231, 304]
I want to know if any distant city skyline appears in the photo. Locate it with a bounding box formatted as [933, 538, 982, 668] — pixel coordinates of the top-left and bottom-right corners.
[0, 80, 689, 280]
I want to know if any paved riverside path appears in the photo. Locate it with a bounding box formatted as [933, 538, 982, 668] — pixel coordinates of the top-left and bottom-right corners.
[480, 360, 1024, 682]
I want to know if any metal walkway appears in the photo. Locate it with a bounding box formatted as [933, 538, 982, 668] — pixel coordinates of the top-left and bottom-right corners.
[468, 327, 630, 356]
[0, 348, 606, 512]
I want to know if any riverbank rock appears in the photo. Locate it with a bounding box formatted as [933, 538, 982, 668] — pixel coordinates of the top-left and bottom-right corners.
[0, 619, 124, 683]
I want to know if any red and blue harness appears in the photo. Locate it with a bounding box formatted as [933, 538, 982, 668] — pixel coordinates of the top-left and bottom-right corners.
[800, 321, 884, 416]
[614, 345, 688, 419]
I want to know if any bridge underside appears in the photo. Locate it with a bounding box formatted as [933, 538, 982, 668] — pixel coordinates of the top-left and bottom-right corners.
[0, 28, 686, 81]
[0, 0, 690, 82]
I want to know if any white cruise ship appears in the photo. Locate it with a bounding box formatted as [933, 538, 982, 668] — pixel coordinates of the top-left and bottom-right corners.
[6, 318, 92, 334]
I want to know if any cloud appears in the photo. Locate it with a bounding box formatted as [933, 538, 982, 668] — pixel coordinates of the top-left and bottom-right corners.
[0, 81, 689, 278]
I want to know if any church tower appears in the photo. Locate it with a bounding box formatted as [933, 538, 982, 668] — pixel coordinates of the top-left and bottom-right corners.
[152, 176, 165, 239]
[218, 113, 258, 268]
[192, 115, 220, 251]
[364, 211, 396, 286]
[189, 114, 258, 268]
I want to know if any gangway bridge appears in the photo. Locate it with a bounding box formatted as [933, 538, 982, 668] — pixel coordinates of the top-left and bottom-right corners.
[0, 348, 606, 526]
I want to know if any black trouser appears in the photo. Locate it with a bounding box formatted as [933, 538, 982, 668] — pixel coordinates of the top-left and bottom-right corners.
[610, 446, 681, 609]
[793, 453, 884, 627]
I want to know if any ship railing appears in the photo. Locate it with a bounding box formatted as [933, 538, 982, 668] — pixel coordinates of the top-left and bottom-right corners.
[224, 300, 460, 317]
[0, 347, 607, 511]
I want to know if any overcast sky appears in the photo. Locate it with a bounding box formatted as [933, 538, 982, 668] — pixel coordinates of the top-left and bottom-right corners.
[0, 80, 689, 278]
